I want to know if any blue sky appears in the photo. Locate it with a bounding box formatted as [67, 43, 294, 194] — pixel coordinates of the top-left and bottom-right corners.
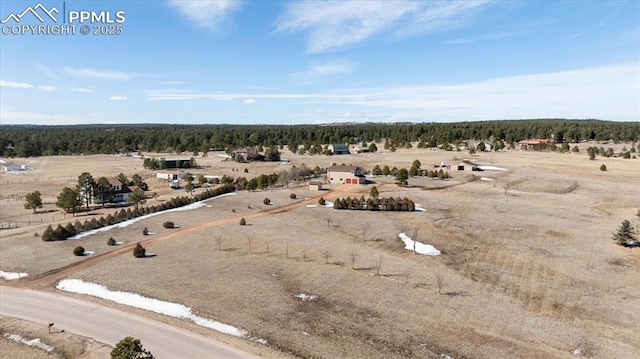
[0, 0, 638, 125]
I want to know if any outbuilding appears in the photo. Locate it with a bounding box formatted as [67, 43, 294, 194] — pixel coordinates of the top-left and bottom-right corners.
[327, 165, 365, 184]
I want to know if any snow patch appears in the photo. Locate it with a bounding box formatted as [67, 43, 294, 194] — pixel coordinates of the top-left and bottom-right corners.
[4, 333, 55, 352]
[398, 233, 441, 256]
[305, 204, 318, 208]
[480, 177, 495, 181]
[0, 271, 28, 280]
[414, 204, 426, 212]
[56, 279, 265, 343]
[144, 252, 155, 257]
[115, 241, 124, 245]
[478, 165, 507, 171]
[70, 193, 236, 239]
[295, 294, 318, 301]
[323, 201, 334, 207]
[83, 251, 94, 256]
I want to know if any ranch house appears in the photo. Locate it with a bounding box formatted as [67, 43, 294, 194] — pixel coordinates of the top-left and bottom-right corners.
[328, 143, 350, 155]
[327, 165, 366, 185]
[95, 178, 132, 204]
[233, 147, 260, 162]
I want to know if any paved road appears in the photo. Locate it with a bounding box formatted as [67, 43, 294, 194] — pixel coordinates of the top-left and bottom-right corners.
[0, 286, 259, 358]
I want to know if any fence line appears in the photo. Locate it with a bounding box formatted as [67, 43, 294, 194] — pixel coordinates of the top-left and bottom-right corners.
[504, 176, 578, 194]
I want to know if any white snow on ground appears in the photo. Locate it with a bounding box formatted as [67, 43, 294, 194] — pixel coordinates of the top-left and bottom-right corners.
[4, 333, 55, 352]
[478, 165, 507, 171]
[398, 233, 441, 256]
[295, 294, 318, 301]
[56, 279, 266, 343]
[480, 177, 495, 181]
[306, 201, 333, 208]
[70, 193, 237, 239]
[216, 154, 232, 159]
[83, 251, 94, 256]
[0, 271, 28, 280]
[144, 252, 155, 257]
[414, 204, 426, 212]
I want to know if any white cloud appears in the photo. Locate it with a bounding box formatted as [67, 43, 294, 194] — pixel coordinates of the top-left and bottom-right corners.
[71, 88, 92, 93]
[167, 0, 241, 29]
[108, 95, 128, 101]
[159, 81, 185, 85]
[37, 85, 56, 92]
[0, 80, 33, 89]
[291, 60, 354, 80]
[0, 111, 104, 125]
[243, 98, 256, 104]
[276, 0, 494, 53]
[146, 63, 639, 121]
[65, 67, 135, 80]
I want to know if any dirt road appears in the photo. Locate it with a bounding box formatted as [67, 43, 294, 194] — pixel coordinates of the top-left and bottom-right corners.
[17, 189, 342, 289]
[0, 286, 260, 358]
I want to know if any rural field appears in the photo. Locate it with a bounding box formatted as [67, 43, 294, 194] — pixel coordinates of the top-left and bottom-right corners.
[1, 143, 639, 358]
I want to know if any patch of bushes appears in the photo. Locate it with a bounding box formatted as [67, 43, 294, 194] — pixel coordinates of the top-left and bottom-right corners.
[133, 243, 146, 258]
[263, 197, 271, 205]
[107, 237, 116, 246]
[318, 197, 326, 206]
[142, 227, 149, 235]
[290, 193, 297, 199]
[163, 221, 175, 229]
[73, 246, 85, 256]
[239, 217, 246, 226]
[600, 164, 607, 171]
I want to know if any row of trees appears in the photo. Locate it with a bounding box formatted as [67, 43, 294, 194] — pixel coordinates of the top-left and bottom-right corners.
[42, 185, 236, 241]
[587, 146, 636, 160]
[333, 196, 416, 212]
[3, 120, 638, 157]
[142, 157, 197, 169]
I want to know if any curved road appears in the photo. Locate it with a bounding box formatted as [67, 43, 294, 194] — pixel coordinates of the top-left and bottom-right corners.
[0, 286, 259, 358]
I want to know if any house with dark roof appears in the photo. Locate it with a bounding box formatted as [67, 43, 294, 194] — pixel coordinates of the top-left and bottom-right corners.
[327, 165, 366, 184]
[328, 143, 350, 155]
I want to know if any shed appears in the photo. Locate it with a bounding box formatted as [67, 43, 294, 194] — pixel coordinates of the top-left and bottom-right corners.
[308, 181, 323, 191]
[451, 160, 480, 171]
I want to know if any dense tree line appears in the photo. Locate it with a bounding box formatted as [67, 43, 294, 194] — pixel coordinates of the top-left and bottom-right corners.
[333, 196, 416, 212]
[2, 120, 638, 157]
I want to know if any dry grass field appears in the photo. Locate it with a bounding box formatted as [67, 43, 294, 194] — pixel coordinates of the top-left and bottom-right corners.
[1, 143, 639, 358]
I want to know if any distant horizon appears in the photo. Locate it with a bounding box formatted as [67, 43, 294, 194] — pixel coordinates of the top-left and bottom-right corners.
[1, 118, 639, 127]
[1, 1, 638, 125]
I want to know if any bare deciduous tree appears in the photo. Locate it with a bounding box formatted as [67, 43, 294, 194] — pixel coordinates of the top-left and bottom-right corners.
[323, 250, 330, 264]
[215, 236, 223, 251]
[434, 270, 443, 295]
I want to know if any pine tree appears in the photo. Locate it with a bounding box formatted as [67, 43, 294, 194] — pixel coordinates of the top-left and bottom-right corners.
[612, 220, 637, 246]
[133, 243, 146, 258]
